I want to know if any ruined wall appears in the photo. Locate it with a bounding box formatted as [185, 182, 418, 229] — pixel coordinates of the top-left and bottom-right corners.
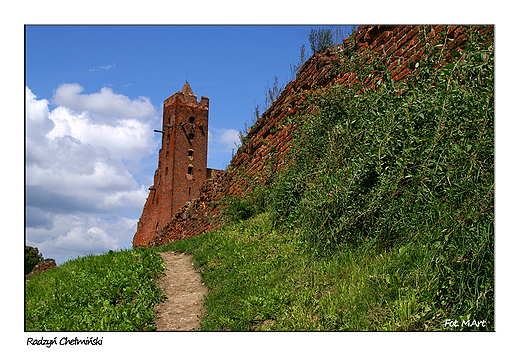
[133, 83, 215, 247]
[26, 259, 57, 277]
[136, 25, 492, 248]
[143, 170, 228, 247]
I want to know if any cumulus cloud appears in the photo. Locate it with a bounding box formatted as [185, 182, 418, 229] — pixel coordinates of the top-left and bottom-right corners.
[47, 106, 156, 161]
[206, 127, 241, 170]
[26, 213, 137, 264]
[53, 83, 156, 122]
[25, 87, 54, 145]
[25, 86, 160, 264]
[209, 127, 240, 151]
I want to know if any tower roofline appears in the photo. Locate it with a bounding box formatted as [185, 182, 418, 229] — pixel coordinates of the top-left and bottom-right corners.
[181, 81, 193, 95]
[164, 82, 209, 108]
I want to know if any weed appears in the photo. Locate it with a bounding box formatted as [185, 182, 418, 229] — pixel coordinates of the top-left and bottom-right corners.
[25, 248, 166, 331]
[189, 25, 494, 331]
[26, 26, 494, 332]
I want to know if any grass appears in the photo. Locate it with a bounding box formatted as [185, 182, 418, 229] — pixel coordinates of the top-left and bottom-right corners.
[25, 248, 166, 331]
[25, 209, 492, 331]
[167, 25, 494, 331]
[152, 212, 490, 331]
[25, 26, 493, 332]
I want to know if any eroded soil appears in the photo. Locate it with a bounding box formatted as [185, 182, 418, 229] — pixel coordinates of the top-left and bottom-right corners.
[154, 251, 207, 331]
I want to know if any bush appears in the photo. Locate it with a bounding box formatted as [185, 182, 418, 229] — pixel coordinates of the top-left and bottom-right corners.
[223, 185, 268, 223]
[267, 26, 494, 325]
[308, 28, 334, 54]
[25, 245, 43, 275]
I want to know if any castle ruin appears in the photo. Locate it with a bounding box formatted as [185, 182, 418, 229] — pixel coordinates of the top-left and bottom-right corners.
[133, 82, 222, 247]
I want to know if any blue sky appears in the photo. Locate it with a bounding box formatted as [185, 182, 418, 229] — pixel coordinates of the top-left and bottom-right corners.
[26, 25, 342, 170]
[13, 1, 520, 351]
[25, 25, 355, 264]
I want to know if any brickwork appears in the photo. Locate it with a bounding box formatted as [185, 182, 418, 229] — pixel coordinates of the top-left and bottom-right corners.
[133, 83, 223, 247]
[144, 171, 229, 247]
[26, 259, 57, 276]
[134, 25, 492, 248]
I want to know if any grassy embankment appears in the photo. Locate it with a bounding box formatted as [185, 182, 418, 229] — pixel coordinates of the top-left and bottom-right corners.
[25, 249, 166, 331]
[165, 26, 493, 331]
[25, 26, 493, 331]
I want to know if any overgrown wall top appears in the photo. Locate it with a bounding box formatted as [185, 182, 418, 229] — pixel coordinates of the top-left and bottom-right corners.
[143, 25, 492, 247]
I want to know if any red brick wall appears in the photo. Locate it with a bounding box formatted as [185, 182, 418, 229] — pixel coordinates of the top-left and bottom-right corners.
[134, 25, 492, 248]
[133, 83, 211, 247]
[143, 171, 228, 247]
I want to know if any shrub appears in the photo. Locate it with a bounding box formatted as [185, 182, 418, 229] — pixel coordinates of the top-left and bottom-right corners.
[223, 185, 268, 223]
[25, 245, 43, 275]
[267, 26, 494, 325]
[308, 28, 334, 54]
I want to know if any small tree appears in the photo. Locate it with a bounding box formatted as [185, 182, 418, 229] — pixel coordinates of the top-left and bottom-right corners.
[25, 245, 43, 275]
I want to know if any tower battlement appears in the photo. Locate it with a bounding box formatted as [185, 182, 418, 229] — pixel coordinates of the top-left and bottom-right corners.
[163, 82, 209, 108]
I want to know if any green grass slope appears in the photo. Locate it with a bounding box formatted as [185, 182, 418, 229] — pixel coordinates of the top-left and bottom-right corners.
[184, 26, 494, 331]
[25, 248, 166, 331]
[25, 26, 493, 332]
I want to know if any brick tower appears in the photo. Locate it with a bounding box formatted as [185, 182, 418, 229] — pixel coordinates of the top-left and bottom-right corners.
[133, 82, 210, 247]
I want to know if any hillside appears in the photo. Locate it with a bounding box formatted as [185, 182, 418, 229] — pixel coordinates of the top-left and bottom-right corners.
[26, 25, 494, 332]
[169, 24, 494, 330]
[142, 25, 494, 249]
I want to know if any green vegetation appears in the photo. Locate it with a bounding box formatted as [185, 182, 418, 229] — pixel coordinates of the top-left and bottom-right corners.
[25, 248, 166, 331]
[289, 44, 309, 81]
[152, 214, 437, 330]
[239, 26, 353, 150]
[25, 26, 493, 332]
[308, 27, 334, 54]
[204, 26, 494, 330]
[25, 245, 44, 275]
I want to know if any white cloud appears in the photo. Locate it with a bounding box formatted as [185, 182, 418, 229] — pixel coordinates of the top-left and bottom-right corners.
[209, 127, 240, 151]
[26, 87, 50, 124]
[26, 213, 138, 264]
[54, 225, 118, 253]
[206, 127, 241, 169]
[53, 83, 157, 122]
[48, 106, 157, 161]
[88, 63, 115, 72]
[25, 87, 55, 145]
[100, 186, 149, 211]
[25, 85, 160, 264]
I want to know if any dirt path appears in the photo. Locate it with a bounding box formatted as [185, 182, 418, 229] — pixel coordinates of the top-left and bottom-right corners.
[154, 251, 207, 331]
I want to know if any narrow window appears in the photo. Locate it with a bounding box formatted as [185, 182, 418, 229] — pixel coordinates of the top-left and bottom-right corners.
[188, 149, 194, 157]
[188, 132, 194, 140]
[187, 166, 193, 175]
[189, 116, 195, 124]
[165, 167, 168, 176]
[188, 187, 191, 195]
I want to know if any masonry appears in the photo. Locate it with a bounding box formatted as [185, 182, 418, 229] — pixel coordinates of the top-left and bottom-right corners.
[133, 82, 222, 247]
[133, 25, 493, 248]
